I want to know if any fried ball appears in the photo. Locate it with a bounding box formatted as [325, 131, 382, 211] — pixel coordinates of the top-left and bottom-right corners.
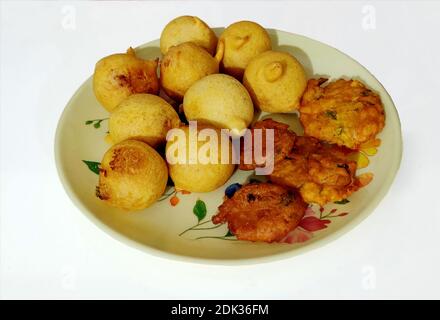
[160, 16, 218, 55]
[216, 21, 272, 79]
[183, 74, 254, 132]
[166, 125, 235, 192]
[212, 183, 307, 242]
[108, 94, 180, 148]
[299, 78, 385, 149]
[243, 50, 307, 112]
[96, 140, 168, 210]
[93, 48, 159, 112]
[160, 42, 219, 101]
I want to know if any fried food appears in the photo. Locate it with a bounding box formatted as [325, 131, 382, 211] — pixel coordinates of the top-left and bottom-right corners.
[299, 78, 385, 149]
[96, 140, 168, 210]
[239, 119, 296, 170]
[93, 48, 159, 112]
[240, 119, 373, 206]
[108, 94, 180, 148]
[216, 21, 272, 79]
[183, 74, 254, 132]
[243, 50, 307, 112]
[166, 125, 235, 192]
[270, 135, 372, 206]
[160, 16, 218, 55]
[160, 42, 219, 101]
[212, 183, 307, 242]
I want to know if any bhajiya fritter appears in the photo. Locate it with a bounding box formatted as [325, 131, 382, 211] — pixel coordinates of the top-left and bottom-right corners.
[239, 120, 373, 206]
[299, 78, 385, 149]
[239, 119, 296, 170]
[212, 183, 307, 242]
[270, 135, 372, 206]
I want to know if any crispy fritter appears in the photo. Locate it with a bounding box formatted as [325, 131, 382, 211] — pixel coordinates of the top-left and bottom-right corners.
[212, 183, 307, 242]
[240, 120, 373, 206]
[299, 78, 385, 149]
[270, 135, 372, 206]
[239, 119, 296, 170]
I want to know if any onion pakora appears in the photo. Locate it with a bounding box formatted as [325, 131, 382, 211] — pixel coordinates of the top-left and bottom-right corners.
[299, 78, 385, 149]
[212, 183, 307, 242]
[239, 119, 373, 207]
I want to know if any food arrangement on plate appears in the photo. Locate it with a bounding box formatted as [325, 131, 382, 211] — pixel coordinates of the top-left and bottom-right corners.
[88, 16, 387, 244]
[55, 15, 401, 259]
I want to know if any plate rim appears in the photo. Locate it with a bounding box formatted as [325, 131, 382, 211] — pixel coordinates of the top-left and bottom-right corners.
[54, 28, 403, 265]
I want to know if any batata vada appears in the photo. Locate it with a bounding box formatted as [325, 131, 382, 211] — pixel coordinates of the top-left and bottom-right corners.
[93, 48, 159, 112]
[243, 50, 307, 112]
[216, 21, 271, 79]
[160, 42, 219, 101]
[109, 94, 180, 147]
[160, 16, 218, 55]
[96, 140, 168, 210]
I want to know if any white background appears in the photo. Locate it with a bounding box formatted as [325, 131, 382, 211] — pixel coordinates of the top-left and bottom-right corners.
[1, 0, 439, 299]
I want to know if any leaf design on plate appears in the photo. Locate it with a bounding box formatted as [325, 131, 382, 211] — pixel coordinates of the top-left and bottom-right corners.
[193, 199, 207, 222]
[224, 229, 234, 237]
[82, 160, 100, 175]
[334, 199, 350, 205]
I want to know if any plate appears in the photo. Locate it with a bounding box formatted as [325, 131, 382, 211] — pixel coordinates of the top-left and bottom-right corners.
[55, 28, 402, 264]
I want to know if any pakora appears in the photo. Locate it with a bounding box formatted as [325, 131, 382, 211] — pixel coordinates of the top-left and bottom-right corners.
[239, 119, 373, 206]
[299, 78, 385, 149]
[212, 183, 307, 242]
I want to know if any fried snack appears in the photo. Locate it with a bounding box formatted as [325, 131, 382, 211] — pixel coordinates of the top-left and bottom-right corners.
[160, 16, 218, 55]
[183, 74, 254, 132]
[299, 78, 385, 149]
[216, 21, 271, 79]
[270, 135, 372, 206]
[96, 140, 168, 210]
[243, 50, 307, 112]
[239, 120, 373, 206]
[93, 48, 159, 112]
[160, 42, 219, 101]
[108, 94, 180, 148]
[212, 183, 307, 242]
[166, 125, 235, 192]
[239, 119, 296, 170]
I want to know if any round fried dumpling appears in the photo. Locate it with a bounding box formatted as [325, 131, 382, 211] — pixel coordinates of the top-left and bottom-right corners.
[160, 42, 219, 101]
[160, 16, 217, 55]
[166, 125, 235, 192]
[183, 74, 254, 132]
[109, 94, 180, 147]
[97, 140, 168, 210]
[243, 50, 307, 113]
[93, 48, 159, 112]
[216, 21, 271, 79]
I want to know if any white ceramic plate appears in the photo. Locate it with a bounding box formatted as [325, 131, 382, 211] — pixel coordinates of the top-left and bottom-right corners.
[55, 28, 402, 264]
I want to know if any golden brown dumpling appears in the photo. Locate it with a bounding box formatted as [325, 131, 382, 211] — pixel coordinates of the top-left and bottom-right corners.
[183, 74, 254, 133]
[243, 50, 307, 112]
[96, 140, 168, 210]
[160, 16, 218, 55]
[216, 21, 271, 79]
[93, 48, 159, 112]
[160, 42, 219, 101]
[166, 125, 235, 192]
[108, 94, 180, 147]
